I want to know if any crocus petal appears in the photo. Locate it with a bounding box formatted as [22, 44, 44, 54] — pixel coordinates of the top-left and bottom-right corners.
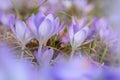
[15, 20, 26, 42]
[41, 49, 54, 64]
[10, 18, 16, 34]
[0, 12, 15, 29]
[45, 14, 54, 22]
[0, 13, 8, 25]
[72, 16, 80, 33]
[38, 19, 51, 41]
[74, 26, 89, 48]
[35, 11, 45, 27]
[58, 21, 66, 33]
[72, 16, 79, 26]
[27, 15, 38, 36]
[34, 51, 39, 61]
[53, 21, 65, 36]
[55, 17, 60, 27]
[79, 18, 86, 29]
[52, 17, 60, 35]
[36, 46, 49, 62]
[24, 28, 34, 44]
[68, 24, 74, 45]
[95, 18, 109, 31]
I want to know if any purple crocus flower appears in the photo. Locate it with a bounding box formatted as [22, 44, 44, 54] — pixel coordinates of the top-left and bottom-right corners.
[94, 18, 116, 43]
[34, 46, 54, 66]
[27, 11, 65, 46]
[10, 19, 34, 47]
[34, 47, 54, 80]
[0, 12, 14, 30]
[68, 17, 89, 49]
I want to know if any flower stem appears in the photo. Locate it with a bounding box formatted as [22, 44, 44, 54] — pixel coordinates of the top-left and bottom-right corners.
[70, 48, 75, 60]
[39, 44, 42, 53]
[3, 29, 7, 40]
[21, 45, 25, 59]
[11, 0, 20, 18]
[88, 41, 95, 55]
[100, 47, 107, 63]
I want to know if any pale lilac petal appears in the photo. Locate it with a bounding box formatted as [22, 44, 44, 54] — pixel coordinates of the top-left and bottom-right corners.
[58, 21, 66, 33]
[55, 17, 60, 27]
[15, 20, 26, 42]
[38, 19, 51, 41]
[0, 12, 8, 26]
[53, 21, 65, 35]
[73, 25, 79, 33]
[51, 17, 60, 35]
[24, 28, 34, 44]
[72, 16, 79, 26]
[36, 10, 45, 18]
[95, 18, 109, 31]
[41, 49, 54, 64]
[79, 18, 86, 29]
[34, 51, 40, 61]
[74, 26, 89, 48]
[73, 17, 86, 33]
[9, 17, 16, 34]
[72, 16, 79, 33]
[68, 24, 74, 45]
[35, 46, 46, 63]
[35, 11, 45, 27]
[0, 12, 14, 29]
[45, 14, 54, 22]
[27, 15, 38, 36]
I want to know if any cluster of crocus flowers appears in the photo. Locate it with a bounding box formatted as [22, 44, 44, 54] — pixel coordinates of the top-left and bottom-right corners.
[1, 44, 120, 80]
[0, 0, 120, 80]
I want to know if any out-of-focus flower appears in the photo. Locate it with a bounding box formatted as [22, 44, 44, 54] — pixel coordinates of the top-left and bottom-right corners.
[68, 17, 89, 49]
[0, 12, 14, 30]
[34, 46, 54, 66]
[52, 57, 101, 80]
[94, 18, 120, 55]
[37, 0, 45, 5]
[73, 0, 94, 13]
[94, 18, 116, 43]
[102, 66, 120, 80]
[72, 0, 94, 14]
[60, 33, 69, 45]
[34, 46, 54, 80]
[0, 44, 37, 80]
[59, 25, 69, 45]
[39, 0, 72, 14]
[0, 0, 12, 11]
[10, 19, 34, 46]
[27, 11, 65, 46]
[7, 61, 37, 80]
[39, 0, 62, 14]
